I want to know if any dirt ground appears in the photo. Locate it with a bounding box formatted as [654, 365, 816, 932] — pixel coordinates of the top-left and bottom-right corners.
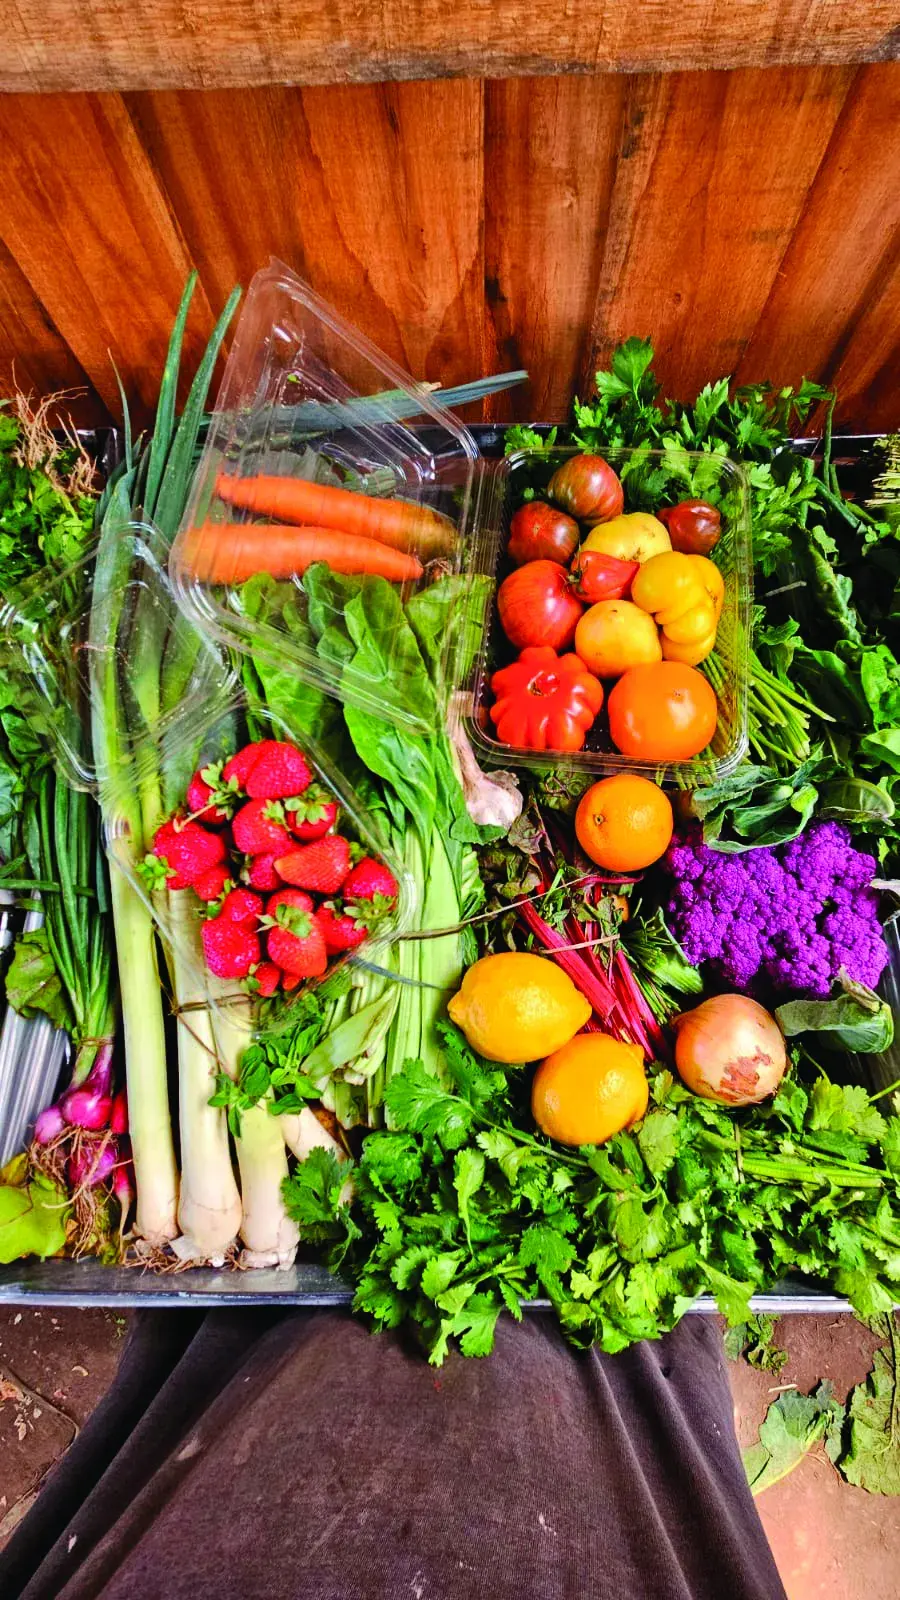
[0, 1307, 897, 1595]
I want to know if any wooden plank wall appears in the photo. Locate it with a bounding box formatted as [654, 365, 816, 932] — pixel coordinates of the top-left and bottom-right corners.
[0, 64, 898, 430]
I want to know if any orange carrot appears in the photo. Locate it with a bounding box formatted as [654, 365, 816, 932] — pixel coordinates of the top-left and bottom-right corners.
[178, 523, 424, 584]
[215, 473, 456, 560]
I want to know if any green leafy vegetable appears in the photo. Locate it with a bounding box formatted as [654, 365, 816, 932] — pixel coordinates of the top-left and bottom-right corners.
[0, 1154, 71, 1263]
[744, 1383, 843, 1495]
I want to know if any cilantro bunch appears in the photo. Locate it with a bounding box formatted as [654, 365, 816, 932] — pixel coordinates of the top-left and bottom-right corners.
[284, 1026, 900, 1364]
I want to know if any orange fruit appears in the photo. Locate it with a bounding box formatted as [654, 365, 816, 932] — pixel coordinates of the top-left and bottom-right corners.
[575, 774, 673, 871]
[607, 661, 718, 761]
[574, 600, 662, 678]
[532, 1033, 649, 1147]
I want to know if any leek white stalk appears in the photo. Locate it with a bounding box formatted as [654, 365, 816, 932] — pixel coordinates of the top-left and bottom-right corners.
[106, 855, 178, 1244]
[208, 981, 299, 1269]
[169, 892, 241, 1264]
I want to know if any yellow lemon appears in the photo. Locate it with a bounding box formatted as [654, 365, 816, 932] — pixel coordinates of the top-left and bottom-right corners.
[447, 953, 591, 1063]
[532, 1033, 649, 1146]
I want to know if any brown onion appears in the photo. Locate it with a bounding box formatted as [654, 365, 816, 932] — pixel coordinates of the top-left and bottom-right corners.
[672, 994, 787, 1105]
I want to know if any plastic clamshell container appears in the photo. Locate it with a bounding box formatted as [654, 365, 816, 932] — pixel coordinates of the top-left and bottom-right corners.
[462, 444, 752, 785]
[170, 261, 484, 736]
[0, 522, 235, 796]
[103, 689, 415, 1036]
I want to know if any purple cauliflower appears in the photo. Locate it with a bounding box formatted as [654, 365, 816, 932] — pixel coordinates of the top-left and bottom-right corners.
[664, 821, 888, 1000]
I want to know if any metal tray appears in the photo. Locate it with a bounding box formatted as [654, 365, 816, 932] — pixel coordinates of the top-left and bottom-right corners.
[0, 428, 883, 1311]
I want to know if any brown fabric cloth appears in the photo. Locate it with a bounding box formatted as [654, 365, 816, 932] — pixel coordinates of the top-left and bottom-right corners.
[1, 1309, 786, 1600]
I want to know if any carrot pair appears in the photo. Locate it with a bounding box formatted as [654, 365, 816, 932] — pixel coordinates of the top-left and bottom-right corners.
[214, 472, 456, 561]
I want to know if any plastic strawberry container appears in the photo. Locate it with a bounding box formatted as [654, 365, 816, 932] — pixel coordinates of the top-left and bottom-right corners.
[460, 443, 752, 785]
[169, 261, 490, 736]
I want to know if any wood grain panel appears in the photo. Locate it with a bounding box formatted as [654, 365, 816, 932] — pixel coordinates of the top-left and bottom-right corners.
[484, 76, 626, 421]
[0, 93, 210, 418]
[584, 66, 856, 405]
[736, 63, 900, 430]
[1, 0, 898, 94]
[128, 80, 488, 392]
[0, 239, 106, 424]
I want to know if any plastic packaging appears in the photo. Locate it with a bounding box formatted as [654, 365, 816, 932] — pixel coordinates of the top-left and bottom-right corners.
[170, 261, 487, 736]
[4, 516, 412, 1040]
[1, 522, 235, 797]
[461, 444, 752, 785]
[103, 690, 414, 1030]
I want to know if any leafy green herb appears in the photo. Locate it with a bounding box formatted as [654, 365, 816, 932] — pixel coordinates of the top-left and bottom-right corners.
[283, 1028, 900, 1364]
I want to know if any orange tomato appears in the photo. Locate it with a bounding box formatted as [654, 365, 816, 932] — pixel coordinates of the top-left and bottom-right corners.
[574, 600, 661, 678]
[607, 662, 718, 761]
[532, 1033, 649, 1146]
[575, 774, 674, 871]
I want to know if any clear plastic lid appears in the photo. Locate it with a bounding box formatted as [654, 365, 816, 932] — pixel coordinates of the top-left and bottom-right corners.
[169, 262, 484, 736]
[1, 522, 235, 795]
[3, 514, 413, 1039]
[103, 691, 414, 1037]
[462, 444, 752, 785]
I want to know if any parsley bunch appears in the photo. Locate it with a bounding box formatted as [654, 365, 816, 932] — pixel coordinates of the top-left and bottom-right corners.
[284, 1026, 900, 1364]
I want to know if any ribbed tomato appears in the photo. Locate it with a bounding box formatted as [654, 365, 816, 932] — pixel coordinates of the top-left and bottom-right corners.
[548, 454, 624, 525]
[490, 646, 604, 752]
[497, 560, 584, 652]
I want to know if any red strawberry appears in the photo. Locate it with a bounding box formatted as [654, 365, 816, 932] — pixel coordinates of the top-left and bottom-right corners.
[274, 836, 351, 895]
[232, 799, 294, 855]
[342, 858, 399, 916]
[267, 916, 328, 979]
[282, 971, 302, 993]
[244, 853, 283, 892]
[284, 783, 338, 842]
[193, 863, 232, 903]
[222, 742, 270, 789]
[186, 768, 231, 826]
[201, 917, 261, 980]
[150, 817, 226, 891]
[314, 904, 368, 954]
[252, 961, 281, 998]
[265, 887, 314, 920]
[219, 888, 264, 924]
[245, 741, 312, 801]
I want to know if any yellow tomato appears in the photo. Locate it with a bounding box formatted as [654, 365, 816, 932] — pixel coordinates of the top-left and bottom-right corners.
[686, 554, 725, 621]
[582, 513, 671, 566]
[574, 600, 662, 678]
[662, 597, 718, 645]
[661, 626, 718, 666]
[631, 551, 704, 619]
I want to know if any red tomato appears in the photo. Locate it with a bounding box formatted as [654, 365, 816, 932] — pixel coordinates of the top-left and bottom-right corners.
[569, 550, 639, 603]
[507, 501, 580, 567]
[490, 647, 604, 753]
[548, 455, 624, 525]
[497, 561, 584, 652]
[657, 500, 721, 555]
